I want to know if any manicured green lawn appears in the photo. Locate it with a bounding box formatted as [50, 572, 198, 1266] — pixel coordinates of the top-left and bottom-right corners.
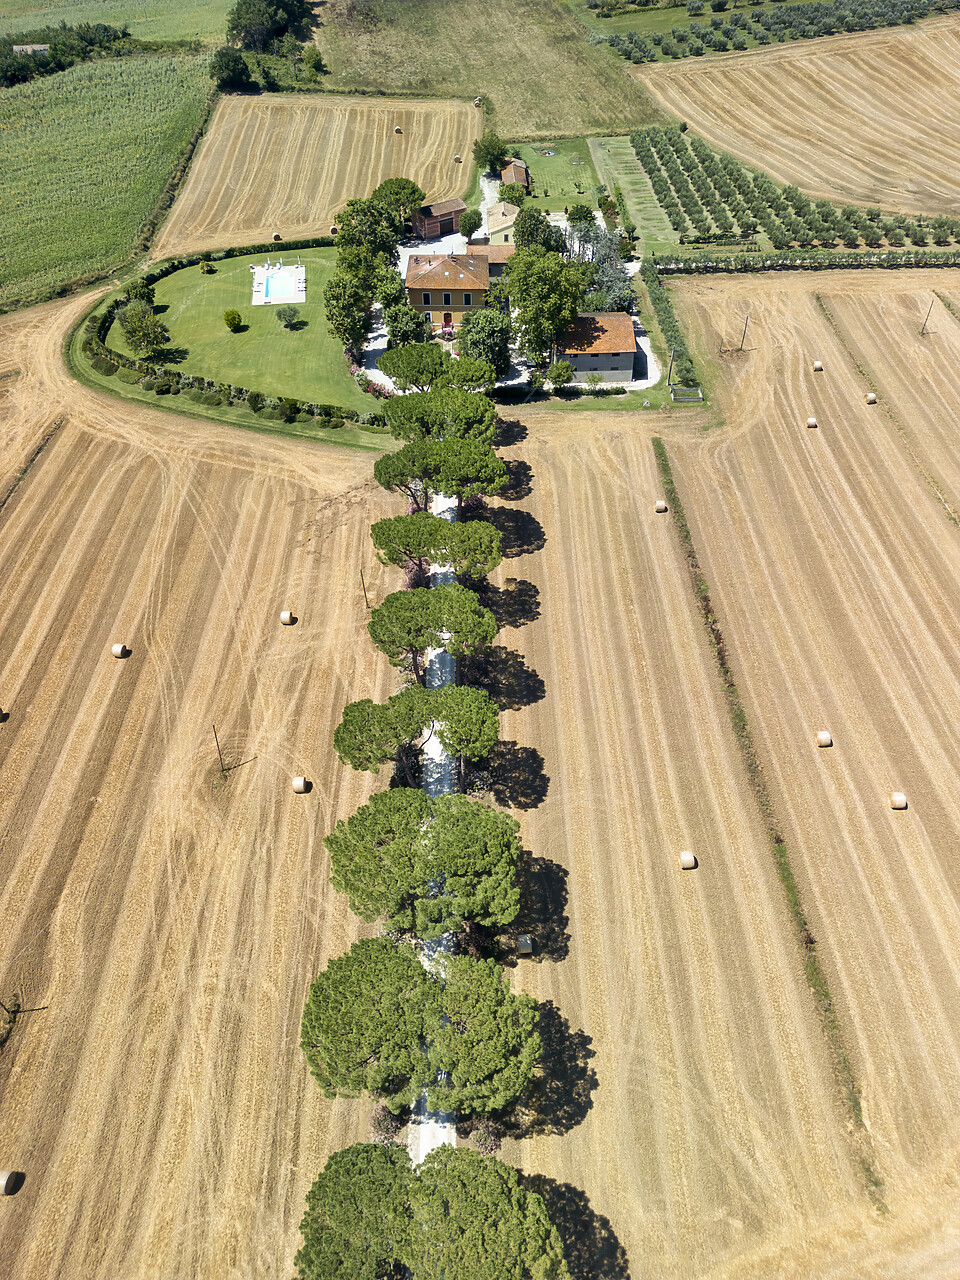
[109, 249, 369, 412]
[506, 139, 601, 214]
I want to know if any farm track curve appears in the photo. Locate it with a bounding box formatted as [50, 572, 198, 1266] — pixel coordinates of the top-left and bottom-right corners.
[638, 17, 960, 216]
[152, 94, 480, 260]
[0, 295, 399, 1279]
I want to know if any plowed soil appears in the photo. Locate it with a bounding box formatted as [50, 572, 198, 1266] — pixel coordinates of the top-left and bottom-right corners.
[638, 18, 960, 215]
[656, 267, 960, 1272]
[152, 94, 480, 259]
[0, 295, 399, 1280]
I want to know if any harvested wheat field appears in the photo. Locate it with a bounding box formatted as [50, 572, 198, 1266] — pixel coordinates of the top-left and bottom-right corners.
[480, 415, 872, 1278]
[152, 93, 480, 259]
[638, 17, 960, 216]
[655, 268, 960, 1271]
[0, 297, 400, 1280]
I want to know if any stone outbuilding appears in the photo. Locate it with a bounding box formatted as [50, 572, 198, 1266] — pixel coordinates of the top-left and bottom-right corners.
[486, 201, 521, 244]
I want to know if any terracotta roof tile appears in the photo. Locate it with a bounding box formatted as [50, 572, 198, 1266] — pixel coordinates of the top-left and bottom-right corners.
[405, 254, 490, 290]
[417, 198, 467, 219]
[559, 312, 637, 356]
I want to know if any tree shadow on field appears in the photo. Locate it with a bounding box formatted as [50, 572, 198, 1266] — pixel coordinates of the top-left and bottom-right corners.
[150, 345, 189, 365]
[484, 506, 546, 558]
[501, 458, 534, 500]
[499, 1002, 597, 1138]
[467, 645, 545, 711]
[499, 853, 569, 965]
[485, 580, 540, 629]
[496, 417, 528, 447]
[481, 740, 549, 809]
[523, 1174, 631, 1280]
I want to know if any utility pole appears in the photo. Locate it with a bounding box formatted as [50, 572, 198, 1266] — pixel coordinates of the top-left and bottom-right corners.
[213, 724, 226, 776]
[920, 298, 935, 336]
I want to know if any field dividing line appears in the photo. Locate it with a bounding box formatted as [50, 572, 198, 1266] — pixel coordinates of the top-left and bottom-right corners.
[651, 434, 886, 1210]
[814, 294, 960, 529]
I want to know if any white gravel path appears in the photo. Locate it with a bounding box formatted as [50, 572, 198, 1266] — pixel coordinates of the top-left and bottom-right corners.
[407, 488, 459, 1166]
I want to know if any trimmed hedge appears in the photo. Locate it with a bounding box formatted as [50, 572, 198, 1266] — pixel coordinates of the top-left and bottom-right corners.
[639, 259, 698, 387]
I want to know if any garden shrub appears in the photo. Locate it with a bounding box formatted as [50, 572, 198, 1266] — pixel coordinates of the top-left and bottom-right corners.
[116, 367, 141, 384]
[91, 356, 118, 375]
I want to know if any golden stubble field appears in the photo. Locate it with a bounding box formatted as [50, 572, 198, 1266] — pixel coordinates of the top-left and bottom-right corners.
[638, 17, 960, 216]
[6, 274, 960, 1277]
[151, 93, 481, 259]
[0, 295, 401, 1280]
[657, 267, 960, 1273]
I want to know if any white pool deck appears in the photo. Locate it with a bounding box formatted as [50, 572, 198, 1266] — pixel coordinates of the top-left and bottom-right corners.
[250, 261, 306, 306]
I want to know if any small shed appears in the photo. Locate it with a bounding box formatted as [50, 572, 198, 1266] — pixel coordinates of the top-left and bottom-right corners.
[412, 198, 467, 240]
[500, 159, 531, 192]
[517, 934, 534, 955]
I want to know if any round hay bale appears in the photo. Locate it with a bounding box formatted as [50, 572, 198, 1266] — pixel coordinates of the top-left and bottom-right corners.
[806, 417, 818, 428]
[816, 730, 833, 748]
[474, 97, 482, 107]
[395, 126, 402, 134]
[655, 499, 668, 513]
[280, 610, 296, 626]
[679, 851, 697, 870]
[454, 155, 461, 163]
[292, 776, 311, 794]
[812, 360, 824, 373]
[111, 643, 129, 659]
[272, 231, 282, 242]
[0, 1171, 23, 1196]
[890, 791, 907, 810]
[330, 225, 337, 236]
[866, 391, 878, 405]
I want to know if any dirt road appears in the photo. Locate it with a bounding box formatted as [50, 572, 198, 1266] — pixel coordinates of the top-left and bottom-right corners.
[0, 296, 396, 1279]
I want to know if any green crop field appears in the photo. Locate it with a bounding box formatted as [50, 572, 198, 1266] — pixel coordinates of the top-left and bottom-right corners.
[506, 138, 601, 213]
[0, 0, 228, 43]
[108, 248, 370, 412]
[318, 0, 668, 139]
[0, 55, 211, 308]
